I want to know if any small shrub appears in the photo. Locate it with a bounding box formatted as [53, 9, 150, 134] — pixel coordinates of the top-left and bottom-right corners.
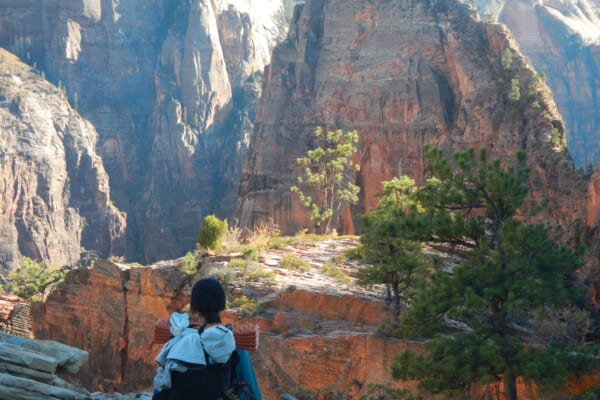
[279, 254, 311, 272]
[343, 245, 364, 260]
[298, 233, 328, 244]
[359, 384, 421, 400]
[243, 246, 260, 261]
[293, 390, 313, 400]
[245, 220, 281, 250]
[179, 251, 198, 275]
[322, 263, 351, 284]
[246, 265, 276, 284]
[229, 295, 263, 317]
[227, 258, 247, 271]
[267, 235, 293, 249]
[227, 258, 275, 284]
[508, 78, 521, 103]
[198, 215, 228, 251]
[202, 263, 235, 286]
[501, 48, 513, 70]
[551, 127, 565, 149]
[2, 257, 65, 301]
[332, 254, 346, 265]
[222, 226, 243, 250]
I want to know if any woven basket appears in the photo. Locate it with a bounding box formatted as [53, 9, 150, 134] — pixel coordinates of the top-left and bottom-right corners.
[153, 319, 259, 351]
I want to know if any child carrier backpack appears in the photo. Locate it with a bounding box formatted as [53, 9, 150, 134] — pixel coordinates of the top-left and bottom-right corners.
[153, 328, 256, 400]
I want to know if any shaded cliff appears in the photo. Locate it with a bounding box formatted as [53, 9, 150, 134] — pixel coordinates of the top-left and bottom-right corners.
[476, 0, 600, 170]
[0, 0, 286, 263]
[0, 49, 126, 271]
[236, 0, 588, 239]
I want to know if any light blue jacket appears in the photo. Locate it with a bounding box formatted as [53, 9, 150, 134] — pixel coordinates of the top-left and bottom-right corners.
[153, 313, 235, 393]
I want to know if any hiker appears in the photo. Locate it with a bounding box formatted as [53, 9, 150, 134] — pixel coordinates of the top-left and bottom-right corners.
[152, 277, 258, 400]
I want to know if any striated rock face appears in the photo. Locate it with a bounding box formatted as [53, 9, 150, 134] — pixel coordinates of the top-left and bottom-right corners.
[0, 294, 31, 338]
[0, 49, 126, 271]
[0, 331, 90, 399]
[236, 0, 588, 238]
[0, 0, 286, 263]
[477, 0, 600, 170]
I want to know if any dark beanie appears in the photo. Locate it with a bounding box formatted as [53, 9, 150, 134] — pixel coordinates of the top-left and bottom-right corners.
[190, 277, 226, 324]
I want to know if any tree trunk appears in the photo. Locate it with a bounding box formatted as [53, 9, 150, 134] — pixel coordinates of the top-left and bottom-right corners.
[504, 372, 517, 400]
[392, 282, 401, 316]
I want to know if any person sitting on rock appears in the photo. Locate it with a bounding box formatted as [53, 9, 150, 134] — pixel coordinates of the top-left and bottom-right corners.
[152, 277, 236, 399]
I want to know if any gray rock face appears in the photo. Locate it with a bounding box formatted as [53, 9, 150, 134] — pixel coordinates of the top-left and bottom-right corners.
[477, 0, 600, 169]
[0, 49, 126, 271]
[0, 0, 286, 263]
[0, 331, 89, 400]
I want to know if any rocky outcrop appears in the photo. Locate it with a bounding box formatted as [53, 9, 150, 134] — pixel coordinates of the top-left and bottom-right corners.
[236, 0, 588, 239]
[28, 237, 600, 398]
[0, 0, 287, 264]
[476, 0, 600, 170]
[0, 49, 126, 271]
[30, 239, 419, 398]
[31, 259, 191, 393]
[0, 331, 89, 400]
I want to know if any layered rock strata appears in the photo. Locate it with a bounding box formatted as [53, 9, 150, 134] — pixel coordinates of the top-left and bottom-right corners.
[236, 0, 588, 240]
[0, 331, 89, 400]
[31, 259, 191, 393]
[0, 49, 126, 271]
[0, 294, 31, 339]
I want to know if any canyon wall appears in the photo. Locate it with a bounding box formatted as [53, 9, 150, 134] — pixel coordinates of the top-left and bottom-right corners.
[0, 0, 598, 270]
[236, 0, 588, 239]
[0, 49, 126, 271]
[0, 0, 286, 264]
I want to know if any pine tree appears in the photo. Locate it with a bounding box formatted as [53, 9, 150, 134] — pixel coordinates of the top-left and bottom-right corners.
[358, 176, 431, 316]
[378, 147, 599, 399]
[291, 127, 360, 234]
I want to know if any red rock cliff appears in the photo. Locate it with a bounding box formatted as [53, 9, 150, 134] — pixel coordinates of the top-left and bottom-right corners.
[31, 240, 424, 398]
[235, 0, 588, 240]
